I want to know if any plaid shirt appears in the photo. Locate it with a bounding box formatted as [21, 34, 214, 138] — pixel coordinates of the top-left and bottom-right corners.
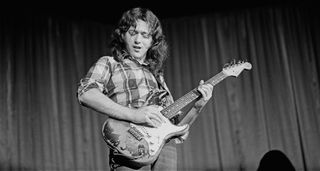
[77, 56, 174, 108]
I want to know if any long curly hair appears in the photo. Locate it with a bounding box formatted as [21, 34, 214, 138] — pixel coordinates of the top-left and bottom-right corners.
[109, 7, 168, 77]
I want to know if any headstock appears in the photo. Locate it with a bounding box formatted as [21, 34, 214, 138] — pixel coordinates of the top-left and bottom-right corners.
[222, 60, 252, 77]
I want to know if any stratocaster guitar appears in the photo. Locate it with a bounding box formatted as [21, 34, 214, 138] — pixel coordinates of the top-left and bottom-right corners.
[101, 60, 252, 168]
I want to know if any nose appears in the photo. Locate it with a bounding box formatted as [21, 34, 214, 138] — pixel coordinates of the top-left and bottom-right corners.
[134, 33, 142, 44]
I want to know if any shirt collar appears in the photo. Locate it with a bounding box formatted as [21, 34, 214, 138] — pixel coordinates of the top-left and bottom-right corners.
[121, 50, 150, 66]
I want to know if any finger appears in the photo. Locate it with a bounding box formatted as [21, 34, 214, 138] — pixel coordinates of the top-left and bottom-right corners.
[201, 83, 213, 91]
[199, 80, 204, 85]
[156, 113, 167, 123]
[149, 105, 166, 123]
[200, 87, 212, 101]
[145, 116, 159, 127]
[150, 112, 166, 124]
[205, 83, 213, 90]
[156, 105, 164, 111]
[202, 86, 211, 95]
[198, 87, 207, 98]
[149, 105, 163, 110]
[202, 85, 213, 97]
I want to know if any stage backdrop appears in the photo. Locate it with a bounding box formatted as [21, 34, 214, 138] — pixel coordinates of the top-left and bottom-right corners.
[1, 6, 319, 171]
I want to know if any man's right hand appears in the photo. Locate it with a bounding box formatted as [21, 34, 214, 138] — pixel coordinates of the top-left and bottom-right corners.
[131, 105, 167, 127]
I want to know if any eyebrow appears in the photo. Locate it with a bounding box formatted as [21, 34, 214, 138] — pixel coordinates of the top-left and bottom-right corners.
[129, 29, 149, 34]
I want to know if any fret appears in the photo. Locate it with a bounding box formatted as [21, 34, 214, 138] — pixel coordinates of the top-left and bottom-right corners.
[161, 90, 199, 118]
[206, 72, 227, 86]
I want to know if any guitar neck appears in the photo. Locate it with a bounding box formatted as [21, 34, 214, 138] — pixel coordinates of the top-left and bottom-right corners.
[160, 71, 228, 119]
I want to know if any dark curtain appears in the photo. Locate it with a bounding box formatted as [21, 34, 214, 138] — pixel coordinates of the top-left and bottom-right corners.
[1, 6, 319, 171]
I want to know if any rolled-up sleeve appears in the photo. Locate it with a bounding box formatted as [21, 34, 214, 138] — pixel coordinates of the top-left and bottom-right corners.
[77, 56, 111, 100]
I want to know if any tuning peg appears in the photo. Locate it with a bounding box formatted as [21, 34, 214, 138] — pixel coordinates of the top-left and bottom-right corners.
[224, 62, 230, 68]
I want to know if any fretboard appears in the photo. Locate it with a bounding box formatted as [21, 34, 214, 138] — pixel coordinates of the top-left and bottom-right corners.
[160, 71, 228, 119]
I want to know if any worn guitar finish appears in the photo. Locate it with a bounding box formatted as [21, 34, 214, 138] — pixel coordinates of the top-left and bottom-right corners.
[101, 60, 252, 168]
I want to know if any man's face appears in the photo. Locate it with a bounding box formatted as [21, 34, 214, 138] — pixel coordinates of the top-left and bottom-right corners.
[123, 19, 153, 62]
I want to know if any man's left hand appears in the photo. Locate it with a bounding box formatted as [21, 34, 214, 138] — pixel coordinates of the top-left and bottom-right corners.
[195, 80, 214, 109]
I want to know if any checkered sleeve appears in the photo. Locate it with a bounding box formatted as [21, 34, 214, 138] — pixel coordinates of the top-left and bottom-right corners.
[77, 56, 111, 99]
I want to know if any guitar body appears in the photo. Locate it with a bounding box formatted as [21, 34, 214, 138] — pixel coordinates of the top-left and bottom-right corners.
[102, 117, 188, 168]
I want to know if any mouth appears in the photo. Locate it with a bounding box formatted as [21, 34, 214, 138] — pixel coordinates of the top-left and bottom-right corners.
[133, 45, 141, 51]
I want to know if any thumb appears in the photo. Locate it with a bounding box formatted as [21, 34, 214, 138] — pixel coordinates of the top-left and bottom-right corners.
[199, 80, 204, 85]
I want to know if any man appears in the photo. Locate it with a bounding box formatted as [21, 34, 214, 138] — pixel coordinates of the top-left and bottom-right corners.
[77, 7, 213, 171]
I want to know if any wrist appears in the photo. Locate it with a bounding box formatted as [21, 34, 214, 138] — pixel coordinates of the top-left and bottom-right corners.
[122, 107, 137, 122]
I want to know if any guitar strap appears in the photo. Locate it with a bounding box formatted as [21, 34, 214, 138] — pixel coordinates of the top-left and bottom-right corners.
[154, 73, 174, 102]
[152, 73, 180, 124]
[142, 61, 172, 100]
[154, 74, 167, 92]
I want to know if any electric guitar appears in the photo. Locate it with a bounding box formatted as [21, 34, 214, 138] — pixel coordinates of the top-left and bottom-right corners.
[101, 60, 252, 168]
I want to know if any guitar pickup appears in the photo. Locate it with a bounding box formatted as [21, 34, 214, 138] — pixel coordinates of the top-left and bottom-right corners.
[128, 126, 144, 141]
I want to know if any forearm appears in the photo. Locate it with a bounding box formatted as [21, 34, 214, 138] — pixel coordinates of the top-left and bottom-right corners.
[78, 88, 134, 121]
